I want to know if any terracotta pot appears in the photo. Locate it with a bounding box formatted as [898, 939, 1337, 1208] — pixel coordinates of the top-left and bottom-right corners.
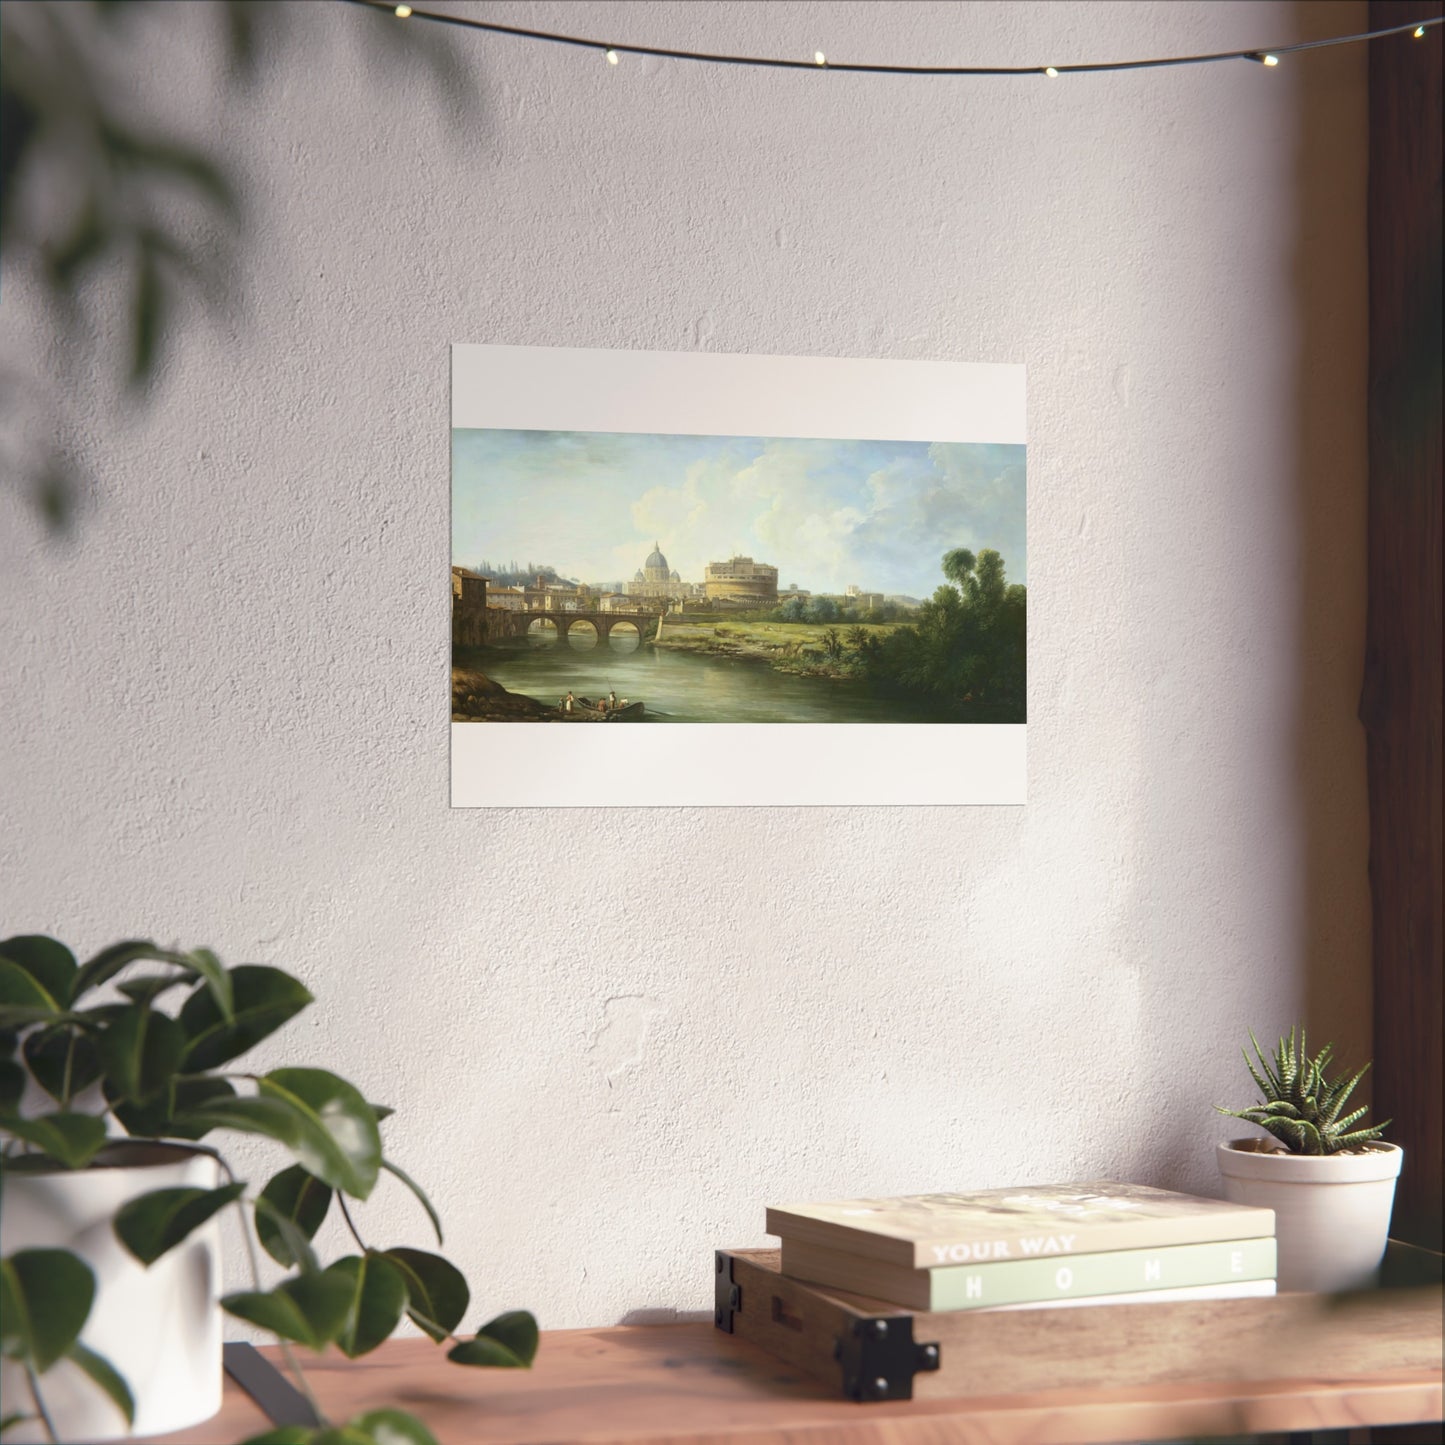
[0, 1141, 224, 1441]
[1216, 1137, 1403, 1293]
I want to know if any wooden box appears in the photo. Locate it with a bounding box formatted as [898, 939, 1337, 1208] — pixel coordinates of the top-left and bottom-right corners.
[715, 1243, 1445, 1404]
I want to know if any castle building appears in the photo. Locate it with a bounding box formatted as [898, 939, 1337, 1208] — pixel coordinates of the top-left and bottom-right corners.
[704, 555, 779, 605]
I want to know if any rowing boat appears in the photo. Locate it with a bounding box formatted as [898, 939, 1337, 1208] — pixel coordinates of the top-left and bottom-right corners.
[558, 698, 645, 721]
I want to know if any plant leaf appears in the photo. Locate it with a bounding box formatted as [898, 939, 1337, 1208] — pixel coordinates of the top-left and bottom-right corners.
[72, 941, 185, 1000]
[252, 1196, 321, 1277]
[104, 1076, 172, 1140]
[351, 1409, 441, 1445]
[1333, 1121, 1392, 1151]
[67, 1341, 135, 1426]
[0, 938, 76, 1008]
[256, 1165, 332, 1268]
[0, 1248, 95, 1371]
[23, 1027, 102, 1103]
[113, 1182, 245, 1266]
[175, 1087, 377, 1200]
[223, 1273, 353, 1351]
[0, 1112, 108, 1168]
[0, 1060, 25, 1113]
[380, 1158, 442, 1246]
[97, 1006, 187, 1103]
[116, 975, 191, 1007]
[447, 1310, 538, 1368]
[179, 966, 312, 1071]
[0, 1261, 23, 1359]
[129, 237, 164, 388]
[258, 1070, 381, 1201]
[172, 1094, 309, 1153]
[0, 961, 60, 1026]
[181, 948, 233, 1022]
[382, 1248, 468, 1342]
[326, 1253, 407, 1359]
[155, 1076, 240, 1141]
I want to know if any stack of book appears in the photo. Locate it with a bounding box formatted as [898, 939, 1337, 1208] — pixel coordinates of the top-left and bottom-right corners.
[766, 1181, 1277, 1312]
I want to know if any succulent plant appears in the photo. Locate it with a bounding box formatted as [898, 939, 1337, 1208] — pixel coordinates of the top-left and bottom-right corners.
[1216, 1025, 1391, 1156]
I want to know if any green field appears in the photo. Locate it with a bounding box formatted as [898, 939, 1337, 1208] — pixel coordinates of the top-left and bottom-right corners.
[655, 618, 902, 675]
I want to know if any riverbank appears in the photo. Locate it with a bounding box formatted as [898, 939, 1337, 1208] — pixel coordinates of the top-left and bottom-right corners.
[452, 664, 555, 721]
[652, 619, 897, 679]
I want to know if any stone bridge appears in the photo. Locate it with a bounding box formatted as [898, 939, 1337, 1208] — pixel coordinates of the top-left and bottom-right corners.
[485, 606, 662, 643]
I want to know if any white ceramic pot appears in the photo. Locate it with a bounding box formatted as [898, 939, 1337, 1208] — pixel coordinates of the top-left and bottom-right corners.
[0, 1141, 224, 1442]
[1216, 1137, 1403, 1293]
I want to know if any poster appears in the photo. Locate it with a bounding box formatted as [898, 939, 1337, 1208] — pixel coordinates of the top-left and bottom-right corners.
[451, 345, 1025, 806]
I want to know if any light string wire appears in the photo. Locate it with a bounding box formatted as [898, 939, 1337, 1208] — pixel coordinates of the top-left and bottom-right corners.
[340, 1, 1441, 76]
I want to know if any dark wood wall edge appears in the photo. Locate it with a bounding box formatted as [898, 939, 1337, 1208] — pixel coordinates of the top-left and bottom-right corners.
[1364, 0, 1444, 1279]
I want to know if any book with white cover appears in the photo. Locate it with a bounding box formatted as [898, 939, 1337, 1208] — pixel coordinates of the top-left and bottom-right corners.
[984, 1278, 1276, 1311]
[766, 1180, 1275, 1270]
[779, 1235, 1277, 1310]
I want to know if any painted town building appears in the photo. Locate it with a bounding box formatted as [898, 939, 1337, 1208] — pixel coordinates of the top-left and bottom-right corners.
[451, 566, 488, 646]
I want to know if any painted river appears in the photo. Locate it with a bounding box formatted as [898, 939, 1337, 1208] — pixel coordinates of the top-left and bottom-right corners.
[476, 633, 956, 723]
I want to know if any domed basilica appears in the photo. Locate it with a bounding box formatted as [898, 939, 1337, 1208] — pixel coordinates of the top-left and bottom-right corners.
[626, 541, 688, 601]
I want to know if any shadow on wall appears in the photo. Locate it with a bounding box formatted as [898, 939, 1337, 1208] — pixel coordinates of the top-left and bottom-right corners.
[1132, 0, 1374, 1197]
[0, 0, 473, 534]
[1286, 0, 1373, 1096]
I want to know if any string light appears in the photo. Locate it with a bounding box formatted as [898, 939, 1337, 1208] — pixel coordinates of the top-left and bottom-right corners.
[339, 2, 1443, 78]
[605, 49, 619, 65]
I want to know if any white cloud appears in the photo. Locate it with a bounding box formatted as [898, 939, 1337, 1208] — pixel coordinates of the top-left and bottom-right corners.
[453, 429, 1025, 594]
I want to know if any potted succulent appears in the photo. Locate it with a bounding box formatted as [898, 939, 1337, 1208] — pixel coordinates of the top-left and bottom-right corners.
[0, 934, 537, 1444]
[1215, 1025, 1402, 1293]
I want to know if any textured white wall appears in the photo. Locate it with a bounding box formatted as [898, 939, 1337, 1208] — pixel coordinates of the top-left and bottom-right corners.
[0, 1, 1369, 1330]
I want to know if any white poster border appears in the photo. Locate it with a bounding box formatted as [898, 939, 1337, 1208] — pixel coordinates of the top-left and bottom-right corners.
[450, 345, 1026, 808]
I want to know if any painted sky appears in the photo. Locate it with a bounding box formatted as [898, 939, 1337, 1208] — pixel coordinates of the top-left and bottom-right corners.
[451, 430, 1026, 597]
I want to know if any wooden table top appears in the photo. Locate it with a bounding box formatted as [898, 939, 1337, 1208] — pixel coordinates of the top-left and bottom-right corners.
[150, 1321, 1444, 1445]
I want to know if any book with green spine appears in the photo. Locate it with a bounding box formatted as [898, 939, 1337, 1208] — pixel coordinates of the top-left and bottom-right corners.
[766, 1180, 1274, 1269]
[779, 1235, 1278, 1311]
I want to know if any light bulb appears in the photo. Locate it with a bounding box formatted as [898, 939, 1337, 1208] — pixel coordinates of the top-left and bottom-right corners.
[1262, 53, 1279, 66]
[394, 3, 412, 15]
[606, 49, 619, 65]
[1044, 66, 1059, 78]
[1414, 25, 1426, 38]
[814, 51, 826, 66]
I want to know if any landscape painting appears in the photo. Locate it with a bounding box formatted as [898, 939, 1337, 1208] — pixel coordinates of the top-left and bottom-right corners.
[450, 345, 1026, 806]
[452, 431, 1026, 726]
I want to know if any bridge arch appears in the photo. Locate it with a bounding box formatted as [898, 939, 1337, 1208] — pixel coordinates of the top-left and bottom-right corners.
[486, 606, 661, 643]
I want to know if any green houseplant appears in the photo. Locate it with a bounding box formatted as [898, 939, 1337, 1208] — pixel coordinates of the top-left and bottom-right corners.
[0, 934, 537, 1444]
[1215, 1026, 1402, 1292]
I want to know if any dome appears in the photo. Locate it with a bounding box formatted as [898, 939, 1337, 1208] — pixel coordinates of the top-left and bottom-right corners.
[644, 543, 669, 572]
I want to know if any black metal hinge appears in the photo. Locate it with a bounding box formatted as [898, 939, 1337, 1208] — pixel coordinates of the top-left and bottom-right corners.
[833, 1313, 941, 1401]
[714, 1250, 742, 1332]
